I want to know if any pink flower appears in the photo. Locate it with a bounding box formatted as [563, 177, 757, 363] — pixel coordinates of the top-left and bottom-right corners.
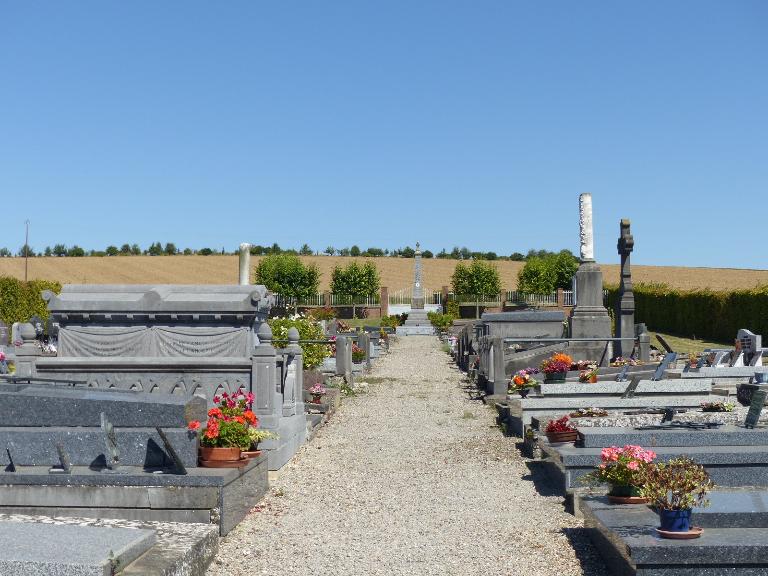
[213, 395, 220, 404]
[627, 461, 639, 471]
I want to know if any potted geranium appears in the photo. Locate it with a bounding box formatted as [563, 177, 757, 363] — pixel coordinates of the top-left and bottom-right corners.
[188, 390, 257, 465]
[509, 368, 539, 398]
[545, 415, 578, 444]
[309, 383, 327, 404]
[540, 353, 572, 383]
[581, 445, 657, 503]
[640, 456, 713, 537]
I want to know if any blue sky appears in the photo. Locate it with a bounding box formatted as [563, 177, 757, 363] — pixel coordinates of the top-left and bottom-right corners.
[1, 1, 766, 268]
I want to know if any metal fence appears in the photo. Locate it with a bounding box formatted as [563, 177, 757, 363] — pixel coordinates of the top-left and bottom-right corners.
[388, 288, 441, 305]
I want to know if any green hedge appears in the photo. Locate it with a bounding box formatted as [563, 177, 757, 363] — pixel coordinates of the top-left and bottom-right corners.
[0, 277, 61, 330]
[605, 283, 768, 343]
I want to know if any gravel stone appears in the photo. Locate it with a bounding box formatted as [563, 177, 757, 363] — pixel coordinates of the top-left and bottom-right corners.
[207, 336, 608, 576]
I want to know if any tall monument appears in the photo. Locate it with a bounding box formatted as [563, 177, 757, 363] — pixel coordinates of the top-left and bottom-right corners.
[568, 194, 612, 364]
[412, 242, 424, 310]
[615, 220, 635, 358]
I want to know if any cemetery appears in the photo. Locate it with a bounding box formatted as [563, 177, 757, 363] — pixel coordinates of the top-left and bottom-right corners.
[0, 198, 766, 575]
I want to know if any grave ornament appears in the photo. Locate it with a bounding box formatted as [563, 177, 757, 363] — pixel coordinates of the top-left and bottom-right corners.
[100, 412, 120, 471]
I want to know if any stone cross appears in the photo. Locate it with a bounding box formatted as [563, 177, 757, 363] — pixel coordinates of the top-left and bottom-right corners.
[615, 219, 635, 358]
[578, 193, 595, 262]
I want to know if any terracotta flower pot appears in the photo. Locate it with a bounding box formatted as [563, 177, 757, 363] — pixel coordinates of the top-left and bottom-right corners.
[242, 450, 262, 459]
[199, 446, 242, 462]
[546, 430, 578, 443]
[589, 375, 598, 383]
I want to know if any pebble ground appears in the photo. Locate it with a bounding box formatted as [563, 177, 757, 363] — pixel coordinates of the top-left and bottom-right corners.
[207, 336, 608, 576]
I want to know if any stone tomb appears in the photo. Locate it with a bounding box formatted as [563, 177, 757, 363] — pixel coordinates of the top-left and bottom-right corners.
[0, 385, 268, 535]
[539, 424, 768, 493]
[580, 494, 768, 575]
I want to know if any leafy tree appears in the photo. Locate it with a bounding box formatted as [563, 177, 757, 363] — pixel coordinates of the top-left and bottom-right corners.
[299, 243, 313, 256]
[450, 246, 461, 259]
[451, 260, 501, 297]
[68, 245, 85, 257]
[401, 246, 415, 258]
[338, 247, 350, 256]
[105, 245, 119, 256]
[436, 248, 449, 259]
[52, 244, 67, 257]
[366, 247, 384, 257]
[119, 244, 132, 255]
[451, 260, 501, 319]
[0, 248, 11, 257]
[484, 252, 498, 260]
[255, 253, 320, 312]
[459, 247, 471, 260]
[422, 249, 434, 258]
[130, 244, 141, 255]
[198, 247, 214, 256]
[509, 252, 526, 261]
[43, 246, 52, 257]
[268, 243, 282, 255]
[517, 250, 579, 293]
[164, 242, 177, 255]
[324, 246, 335, 256]
[18, 244, 35, 257]
[147, 242, 163, 256]
[350, 245, 361, 257]
[331, 261, 380, 318]
[183, 248, 193, 255]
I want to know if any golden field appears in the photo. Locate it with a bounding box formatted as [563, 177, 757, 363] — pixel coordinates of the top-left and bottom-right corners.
[0, 255, 766, 293]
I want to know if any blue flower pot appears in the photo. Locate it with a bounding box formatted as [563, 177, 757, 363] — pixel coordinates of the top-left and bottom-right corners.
[658, 509, 692, 532]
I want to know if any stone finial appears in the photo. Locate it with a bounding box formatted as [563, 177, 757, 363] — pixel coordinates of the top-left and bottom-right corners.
[238, 243, 252, 286]
[287, 327, 300, 344]
[19, 323, 36, 344]
[578, 193, 595, 262]
[257, 322, 272, 344]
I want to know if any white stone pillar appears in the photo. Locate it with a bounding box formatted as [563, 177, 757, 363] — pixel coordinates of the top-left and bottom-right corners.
[579, 193, 595, 262]
[239, 243, 252, 285]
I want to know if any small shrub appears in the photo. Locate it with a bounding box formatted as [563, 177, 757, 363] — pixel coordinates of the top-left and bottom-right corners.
[309, 306, 336, 321]
[380, 315, 402, 328]
[268, 315, 330, 369]
[427, 311, 455, 330]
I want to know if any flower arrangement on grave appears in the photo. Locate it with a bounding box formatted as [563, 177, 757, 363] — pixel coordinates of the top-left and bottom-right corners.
[544, 415, 578, 443]
[336, 319, 351, 332]
[246, 428, 278, 455]
[351, 344, 366, 363]
[569, 407, 609, 418]
[640, 456, 713, 535]
[686, 353, 699, 369]
[581, 445, 657, 501]
[572, 360, 597, 371]
[188, 390, 258, 463]
[578, 367, 599, 383]
[540, 353, 572, 382]
[610, 357, 641, 367]
[509, 368, 540, 397]
[700, 400, 735, 413]
[309, 383, 327, 404]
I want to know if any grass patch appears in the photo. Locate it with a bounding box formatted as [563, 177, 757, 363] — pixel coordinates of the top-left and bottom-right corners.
[362, 376, 391, 385]
[649, 331, 731, 354]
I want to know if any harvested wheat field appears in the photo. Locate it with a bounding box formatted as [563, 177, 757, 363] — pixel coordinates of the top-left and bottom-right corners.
[0, 256, 765, 292]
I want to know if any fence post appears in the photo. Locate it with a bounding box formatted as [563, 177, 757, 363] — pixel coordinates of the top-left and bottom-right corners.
[557, 288, 565, 307]
[323, 291, 332, 308]
[381, 286, 389, 318]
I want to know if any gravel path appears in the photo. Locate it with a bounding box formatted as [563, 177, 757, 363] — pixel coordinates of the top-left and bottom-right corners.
[207, 336, 608, 576]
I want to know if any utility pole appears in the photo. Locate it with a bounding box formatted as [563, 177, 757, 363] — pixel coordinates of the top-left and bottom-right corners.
[24, 219, 29, 282]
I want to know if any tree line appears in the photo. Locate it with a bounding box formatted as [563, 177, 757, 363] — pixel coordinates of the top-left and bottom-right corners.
[2, 241, 569, 262]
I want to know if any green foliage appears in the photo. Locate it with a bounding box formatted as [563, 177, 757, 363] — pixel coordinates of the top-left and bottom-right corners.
[268, 316, 330, 369]
[517, 250, 578, 293]
[640, 456, 713, 510]
[309, 306, 336, 321]
[0, 277, 62, 330]
[255, 253, 320, 302]
[451, 260, 501, 297]
[427, 311, 455, 330]
[605, 283, 768, 344]
[380, 315, 402, 328]
[331, 261, 380, 298]
[445, 299, 459, 317]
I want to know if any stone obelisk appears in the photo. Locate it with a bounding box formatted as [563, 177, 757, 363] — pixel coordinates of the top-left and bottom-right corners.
[568, 194, 612, 364]
[412, 242, 424, 310]
[615, 220, 635, 358]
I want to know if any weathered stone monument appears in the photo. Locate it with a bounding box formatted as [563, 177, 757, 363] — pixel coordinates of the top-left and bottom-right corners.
[568, 193, 612, 363]
[397, 242, 435, 335]
[615, 219, 635, 358]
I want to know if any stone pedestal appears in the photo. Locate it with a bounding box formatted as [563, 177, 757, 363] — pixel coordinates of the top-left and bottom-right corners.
[569, 261, 611, 364]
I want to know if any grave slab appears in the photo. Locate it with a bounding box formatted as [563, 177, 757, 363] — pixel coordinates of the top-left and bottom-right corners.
[577, 425, 768, 448]
[536, 379, 711, 397]
[0, 521, 156, 576]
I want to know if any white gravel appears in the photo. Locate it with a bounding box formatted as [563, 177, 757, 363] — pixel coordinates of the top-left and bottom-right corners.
[207, 336, 607, 576]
